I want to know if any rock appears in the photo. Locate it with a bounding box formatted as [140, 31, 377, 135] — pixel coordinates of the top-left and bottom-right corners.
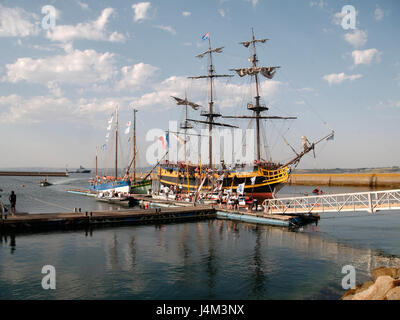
[371, 266, 399, 281]
[372, 276, 395, 300]
[352, 283, 378, 300]
[341, 288, 357, 300]
[385, 286, 400, 300]
[355, 281, 374, 294]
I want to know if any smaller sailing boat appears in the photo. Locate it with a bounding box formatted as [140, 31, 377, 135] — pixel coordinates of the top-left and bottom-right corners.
[128, 109, 152, 194]
[88, 106, 131, 194]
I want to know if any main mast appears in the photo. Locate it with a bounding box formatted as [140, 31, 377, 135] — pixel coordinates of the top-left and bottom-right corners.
[223, 29, 294, 164]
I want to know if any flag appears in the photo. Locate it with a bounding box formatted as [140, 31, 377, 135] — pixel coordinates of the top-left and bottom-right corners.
[202, 32, 209, 40]
[237, 183, 245, 195]
[107, 124, 112, 131]
[106, 133, 110, 138]
[108, 116, 113, 124]
[326, 133, 334, 141]
[124, 127, 130, 135]
[102, 144, 107, 151]
[172, 133, 185, 146]
[158, 134, 169, 150]
[250, 176, 256, 185]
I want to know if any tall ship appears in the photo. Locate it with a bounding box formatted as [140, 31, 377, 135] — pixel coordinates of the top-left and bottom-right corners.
[157, 30, 333, 201]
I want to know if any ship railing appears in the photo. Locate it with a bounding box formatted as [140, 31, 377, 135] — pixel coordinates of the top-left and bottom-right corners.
[262, 189, 400, 215]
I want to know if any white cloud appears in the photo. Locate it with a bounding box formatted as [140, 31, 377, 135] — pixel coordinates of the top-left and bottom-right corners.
[322, 72, 363, 85]
[3, 48, 117, 85]
[344, 29, 367, 48]
[372, 99, 400, 109]
[133, 75, 281, 110]
[246, 0, 259, 7]
[332, 11, 346, 26]
[310, 1, 327, 9]
[352, 48, 381, 66]
[154, 25, 176, 35]
[0, 94, 135, 124]
[182, 11, 191, 17]
[0, 5, 40, 37]
[116, 63, 159, 91]
[132, 2, 151, 22]
[218, 9, 226, 18]
[45, 8, 125, 43]
[76, 0, 89, 10]
[374, 6, 384, 21]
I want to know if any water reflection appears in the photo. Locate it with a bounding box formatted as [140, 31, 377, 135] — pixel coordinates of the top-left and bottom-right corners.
[0, 220, 399, 300]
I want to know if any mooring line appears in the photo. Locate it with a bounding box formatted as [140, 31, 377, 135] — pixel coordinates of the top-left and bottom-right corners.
[24, 194, 73, 211]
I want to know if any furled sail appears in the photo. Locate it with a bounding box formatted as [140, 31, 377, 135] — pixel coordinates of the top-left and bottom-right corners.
[239, 38, 268, 48]
[171, 96, 201, 110]
[231, 66, 279, 79]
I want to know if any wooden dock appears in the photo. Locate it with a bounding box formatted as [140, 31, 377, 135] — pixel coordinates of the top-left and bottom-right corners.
[0, 206, 216, 233]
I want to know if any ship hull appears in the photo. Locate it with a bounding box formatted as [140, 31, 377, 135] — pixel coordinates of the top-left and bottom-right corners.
[131, 179, 152, 194]
[88, 180, 130, 194]
[157, 165, 289, 201]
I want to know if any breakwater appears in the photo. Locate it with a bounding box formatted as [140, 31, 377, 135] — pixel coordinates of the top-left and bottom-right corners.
[0, 171, 68, 177]
[288, 173, 400, 188]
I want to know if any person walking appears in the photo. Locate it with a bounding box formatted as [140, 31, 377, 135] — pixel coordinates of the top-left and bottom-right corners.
[9, 191, 16, 216]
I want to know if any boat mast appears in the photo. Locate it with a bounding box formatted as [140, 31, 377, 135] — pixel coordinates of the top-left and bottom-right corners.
[115, 106, 118, 180]
[95, 146, 98, 177]
[251, 28, 262, 162]
[188, 36, 234, 169]
[133, 109, 137, 182]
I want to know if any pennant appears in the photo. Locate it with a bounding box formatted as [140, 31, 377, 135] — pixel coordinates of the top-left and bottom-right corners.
[107, 124, 112, 131]
[124, 127, 130, 135]
[106, 133, 110, 138]
[172, 133, 185, 146]
[237, 183, 245, 195]
[202, 32, 209, 40]
[102, 144, 107, 151]
[108, 116, 113, 124]
[326, 133, 334, 141]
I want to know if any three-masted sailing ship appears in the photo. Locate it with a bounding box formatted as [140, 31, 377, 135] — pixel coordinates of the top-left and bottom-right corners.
[157, 30, 333, 201]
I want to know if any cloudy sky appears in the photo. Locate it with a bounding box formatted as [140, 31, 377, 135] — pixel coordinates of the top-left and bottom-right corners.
[0, 0, 399, 169]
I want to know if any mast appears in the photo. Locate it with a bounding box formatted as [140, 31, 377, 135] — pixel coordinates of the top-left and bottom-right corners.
[115, 107, 118, 180]
[132, 109, 137, 182]
[95, 146, 98, 177]
[188, 36, 234, 169]
[223, 29, 288, 164]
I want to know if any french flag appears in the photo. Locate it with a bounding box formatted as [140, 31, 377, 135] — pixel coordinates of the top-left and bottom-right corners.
[202, 32, 209, 40]
[158, 133, 169, 150]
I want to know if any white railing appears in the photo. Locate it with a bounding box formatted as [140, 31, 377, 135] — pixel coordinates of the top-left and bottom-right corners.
[262, 189, 400, 214]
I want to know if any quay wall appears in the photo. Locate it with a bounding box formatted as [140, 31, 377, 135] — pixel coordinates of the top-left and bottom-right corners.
[288, 173, 400, 188]
[0, 171, 68, 177]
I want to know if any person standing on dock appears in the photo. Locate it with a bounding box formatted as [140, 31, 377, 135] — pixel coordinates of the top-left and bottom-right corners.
[9, 191, 16, 215]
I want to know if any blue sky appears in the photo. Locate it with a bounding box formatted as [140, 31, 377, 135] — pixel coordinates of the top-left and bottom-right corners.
[0, 0, 399, 169]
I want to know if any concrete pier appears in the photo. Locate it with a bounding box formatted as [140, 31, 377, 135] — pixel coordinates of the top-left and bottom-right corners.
[288, 173, 400, 188]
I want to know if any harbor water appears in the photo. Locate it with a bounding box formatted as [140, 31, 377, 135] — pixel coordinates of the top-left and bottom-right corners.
[0, 173, 399, 299]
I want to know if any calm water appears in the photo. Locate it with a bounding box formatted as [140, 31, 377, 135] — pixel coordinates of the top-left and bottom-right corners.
[0, 174, 399, 300]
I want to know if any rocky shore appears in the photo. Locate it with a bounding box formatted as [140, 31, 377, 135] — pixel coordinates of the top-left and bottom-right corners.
[342, 266, 400, 300]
